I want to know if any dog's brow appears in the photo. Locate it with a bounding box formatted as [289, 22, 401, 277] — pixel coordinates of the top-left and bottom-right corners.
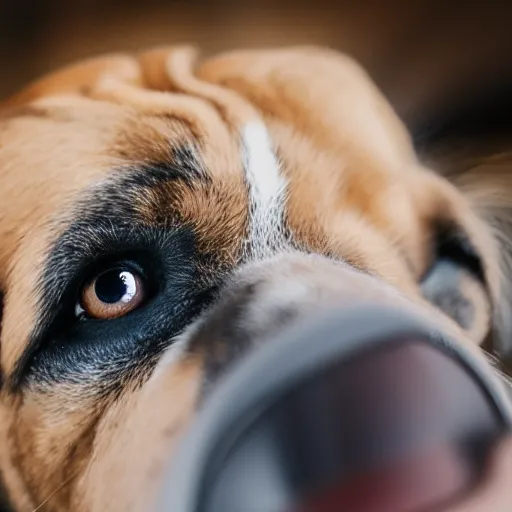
[9, 153, 210, 389]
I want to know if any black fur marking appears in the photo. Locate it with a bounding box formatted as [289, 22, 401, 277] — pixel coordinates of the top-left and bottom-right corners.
[194, 281, 259, 396]
[421, 221, 487, 331]
[191, 279, 297, 400]
[10, 147, 228, 391]
[433, 222, 485, 285]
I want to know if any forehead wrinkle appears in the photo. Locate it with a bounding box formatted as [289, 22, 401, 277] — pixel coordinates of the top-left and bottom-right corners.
[90, 76, 244, 180]
[0, 101, 150, 274]
[144, 47, 260, 128]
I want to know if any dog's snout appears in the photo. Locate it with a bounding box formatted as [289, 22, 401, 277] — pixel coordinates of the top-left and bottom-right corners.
[161, 306, 512, 512]
[157, 253, 512, 512]
[203, 340, 498, 512]
[183, 253, 461, 390]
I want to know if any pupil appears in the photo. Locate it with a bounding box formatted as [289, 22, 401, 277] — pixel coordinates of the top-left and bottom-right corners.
[95, 270, 129, 304]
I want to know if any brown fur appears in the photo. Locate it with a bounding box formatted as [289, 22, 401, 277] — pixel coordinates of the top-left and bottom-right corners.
[0, 46, 509, 511]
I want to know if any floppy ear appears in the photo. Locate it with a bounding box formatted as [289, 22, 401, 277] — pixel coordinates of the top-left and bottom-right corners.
[2, 54, 142, 108]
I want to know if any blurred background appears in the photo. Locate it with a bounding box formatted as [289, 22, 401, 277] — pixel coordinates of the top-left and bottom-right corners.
[0, 2, 509, 113]
[0, 0, 511, 169]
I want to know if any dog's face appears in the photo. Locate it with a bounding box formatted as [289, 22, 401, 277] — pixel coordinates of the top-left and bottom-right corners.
[0, 46, 509, 511]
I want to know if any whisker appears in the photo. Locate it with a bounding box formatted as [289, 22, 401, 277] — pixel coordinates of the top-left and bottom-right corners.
[31, 470, 79, 512]
[485, 350, 512, 389]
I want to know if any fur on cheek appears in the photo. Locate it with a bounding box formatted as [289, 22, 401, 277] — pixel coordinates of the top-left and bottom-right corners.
[81, 355, 203, 512]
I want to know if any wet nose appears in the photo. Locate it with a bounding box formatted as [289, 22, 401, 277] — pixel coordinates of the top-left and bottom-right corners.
[161, 305, 512, 512]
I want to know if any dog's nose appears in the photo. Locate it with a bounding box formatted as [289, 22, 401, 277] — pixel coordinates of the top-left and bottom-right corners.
[161, 305, 512, 512]
[256, 339, 496, 512]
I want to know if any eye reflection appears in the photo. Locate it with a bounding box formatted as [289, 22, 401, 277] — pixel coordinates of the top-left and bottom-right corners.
[76, 267, 146, 320]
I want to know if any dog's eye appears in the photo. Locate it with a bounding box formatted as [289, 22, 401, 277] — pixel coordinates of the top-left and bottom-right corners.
[421, 225, 487, 335]
[76, 267, 146, 320]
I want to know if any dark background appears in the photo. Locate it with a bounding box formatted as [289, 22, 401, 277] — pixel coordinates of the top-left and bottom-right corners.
[1, 0, 511, 170]
[0, 0, 511, 125]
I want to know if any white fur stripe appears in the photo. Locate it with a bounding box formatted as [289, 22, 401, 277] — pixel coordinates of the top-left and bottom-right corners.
[242, 122, 288, 259]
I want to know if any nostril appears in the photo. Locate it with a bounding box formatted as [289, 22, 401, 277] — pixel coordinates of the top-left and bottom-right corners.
[298, 340, 497, 465]
[277, 339, 500, 512]
[199, 339, 503, 512]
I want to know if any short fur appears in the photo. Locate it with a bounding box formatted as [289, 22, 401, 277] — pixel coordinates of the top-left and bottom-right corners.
[0, 46, 510, 511]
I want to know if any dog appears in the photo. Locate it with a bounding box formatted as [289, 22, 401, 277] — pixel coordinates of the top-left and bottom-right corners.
[0, 46, 512, 511]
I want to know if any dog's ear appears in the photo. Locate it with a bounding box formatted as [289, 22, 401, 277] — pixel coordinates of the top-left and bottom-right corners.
[2, 54, 142, 108]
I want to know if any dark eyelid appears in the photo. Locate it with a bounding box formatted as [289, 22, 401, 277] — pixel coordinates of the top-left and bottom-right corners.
[9, 151, 210, 390]
[9, 222, 196, 391]
[436, 228, 485, 283]
[426, 222, 485, 286]
[78, 258, 151, 295]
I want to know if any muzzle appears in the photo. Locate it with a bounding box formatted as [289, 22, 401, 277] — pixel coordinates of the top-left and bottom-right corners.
[159, 304, 512, 512]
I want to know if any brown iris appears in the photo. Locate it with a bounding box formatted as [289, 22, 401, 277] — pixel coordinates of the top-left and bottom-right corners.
[78, 268, 145, 320]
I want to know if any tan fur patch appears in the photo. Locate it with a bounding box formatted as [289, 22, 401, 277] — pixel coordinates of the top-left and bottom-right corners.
[81, 355, 203, 512]
[0, 46, 505, 512]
